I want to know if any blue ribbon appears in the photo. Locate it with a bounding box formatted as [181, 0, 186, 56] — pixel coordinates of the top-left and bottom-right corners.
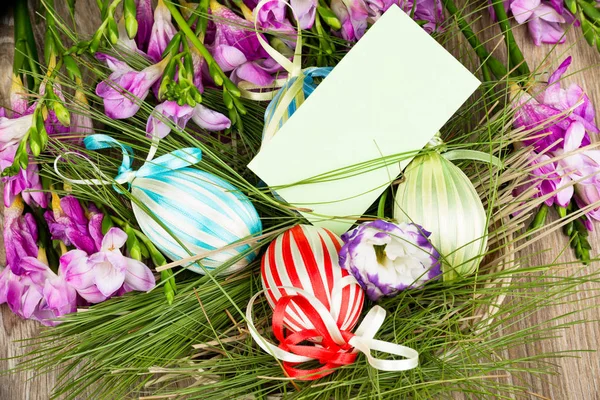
[83, 134, 203, 192]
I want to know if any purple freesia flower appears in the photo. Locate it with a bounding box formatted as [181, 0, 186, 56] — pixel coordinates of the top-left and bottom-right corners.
[191, 104, 232, 131]
[135, 0, 154, 51]
[398, 0, 445, 33]
[146, 101, 231, 139]
[60, 228, 156, 303]
[510, 0, 567, 45]
[0, 256, 77, 326]
[254, 0, 294, 30]
[209, 1, 279, 86]
[513, 151, 573, 208]
[513, 57, 600, 228]
[555, 122, 600, 222]
[0, 146, 48, 208]
[339, 220, 441, 301]
[513, 57, 599, 153]
[146, 101, 194, 139]
[44, 194, 104, 254]
[96, 57, 170, 119]
[331, 0, 369, 41]
[3, 197, 39, 270]
[147, 0, 177, 62]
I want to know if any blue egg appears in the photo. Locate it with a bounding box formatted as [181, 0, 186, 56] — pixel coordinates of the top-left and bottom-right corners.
[130, 167, 262, 275]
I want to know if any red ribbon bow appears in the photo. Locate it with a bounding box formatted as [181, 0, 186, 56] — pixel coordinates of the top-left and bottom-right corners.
[273, 294, 358, 380]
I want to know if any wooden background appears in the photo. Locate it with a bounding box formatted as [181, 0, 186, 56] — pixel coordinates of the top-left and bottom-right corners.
[0, 1, 599, 399]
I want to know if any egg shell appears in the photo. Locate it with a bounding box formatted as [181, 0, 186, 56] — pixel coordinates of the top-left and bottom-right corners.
[131, 167, 262, 275]
[261, 224, 365, 333]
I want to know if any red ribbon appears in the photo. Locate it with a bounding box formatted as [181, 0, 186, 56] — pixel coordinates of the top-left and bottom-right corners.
[272, 294, 358, 380]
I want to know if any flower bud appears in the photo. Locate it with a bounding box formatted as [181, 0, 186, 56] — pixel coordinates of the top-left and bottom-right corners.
[53, 101, 71, 127]
[124, 0, 138, 38]
[317, 6, 341, 30]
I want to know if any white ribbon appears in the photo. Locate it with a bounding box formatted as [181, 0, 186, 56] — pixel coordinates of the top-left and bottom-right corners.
[246, 281, 419, 372]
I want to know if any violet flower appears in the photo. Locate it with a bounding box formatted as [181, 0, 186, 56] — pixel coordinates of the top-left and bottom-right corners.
[96, 57, 170, 119]
[254, 0, 294, 31]
[510, 0, 567, 45]
[339, 220, 441, 301]
[0, 146, 48, 208]
[135, 0, 154, 51]
[0, 256, 77, 326]
[44, 194, 104, 254]
[3, 197, 39, 269]
[513, 57, 599, 153]
[146, 101, 194, 139]
[146, 101, 231, 139]
[398, 0, 445, 33]
[60, 227, 156, 303]
[555, 122, 600, 221]
[209, 1, 279, 86]
[513, 151, 573, 207]
[191, 104, 232, 131]
[331, 0, 369, 41]
[147, 0, 177, 62]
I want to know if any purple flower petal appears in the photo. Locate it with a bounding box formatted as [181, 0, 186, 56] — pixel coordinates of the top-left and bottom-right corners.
[123, 258, 156, 291]
[191, 104, 232, 131]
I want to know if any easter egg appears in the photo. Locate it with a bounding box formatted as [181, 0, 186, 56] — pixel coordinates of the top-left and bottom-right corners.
[131, 167, 262, 275]
[261, 224, 365, 333]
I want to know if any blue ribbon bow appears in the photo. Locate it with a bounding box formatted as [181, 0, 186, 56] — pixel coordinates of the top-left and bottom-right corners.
[83, 134, 203, 193]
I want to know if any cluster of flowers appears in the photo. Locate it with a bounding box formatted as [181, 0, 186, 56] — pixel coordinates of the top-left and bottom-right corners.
[97, 0, 445, 136]
[491, 0, 575, 46]
[0, 194, 155, 326]
[513, 57, 600, 226]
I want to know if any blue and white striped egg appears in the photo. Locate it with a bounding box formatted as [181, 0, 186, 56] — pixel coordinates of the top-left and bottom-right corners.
[130, 168, 262, 275]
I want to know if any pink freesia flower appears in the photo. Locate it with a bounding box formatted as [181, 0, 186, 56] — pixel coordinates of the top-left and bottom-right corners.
[510, 0, 567, 45]
[398, 0, 445, 33]
[3, 197, 39, 269]
[331, 0, 369, 41]
[146, 100, 231, 139]
[513, 152, 573, 208]
[209, 1, 279, 86]
[44, 194, 104, 254]
[555, 122, 600, 221]
[191, 104, 232, 131]
[147, 0, 177, 62]
[146, 101, 194, 139]
[96, 57, 170, 119]
[60, 228, 156, 303]
[0, 146, 48, 208]
[0, 256, 77, 326]
[135, 0, 154, 51]
[291, 0, 319, 29]
[513, 57, 599, 153]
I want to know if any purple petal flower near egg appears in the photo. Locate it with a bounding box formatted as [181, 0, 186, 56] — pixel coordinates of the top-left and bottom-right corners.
[339, 220, 440, 301]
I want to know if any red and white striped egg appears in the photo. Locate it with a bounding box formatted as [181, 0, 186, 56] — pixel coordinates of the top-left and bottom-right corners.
[261, 224, 365, 333]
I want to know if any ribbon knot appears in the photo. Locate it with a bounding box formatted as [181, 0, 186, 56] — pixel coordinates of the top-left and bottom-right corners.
[53, 134, 204, 189]
[246, 283, 420, 381]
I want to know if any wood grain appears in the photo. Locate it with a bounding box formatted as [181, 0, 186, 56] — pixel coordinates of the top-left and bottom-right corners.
[1, 1, 600, 399]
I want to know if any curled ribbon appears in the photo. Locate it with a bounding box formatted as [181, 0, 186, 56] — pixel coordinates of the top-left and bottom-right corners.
[246, 278, 419, 380]
[239, 0, 332, 146]
[53, 134, 203, 190]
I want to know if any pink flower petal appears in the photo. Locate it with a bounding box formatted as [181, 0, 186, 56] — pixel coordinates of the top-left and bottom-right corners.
[124, 258, 156, 292]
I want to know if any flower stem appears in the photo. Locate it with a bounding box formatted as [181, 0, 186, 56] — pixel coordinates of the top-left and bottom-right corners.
[441, 0, 508, 79]
[490, 0, 530, 77]
[13, 0, 40, 90]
